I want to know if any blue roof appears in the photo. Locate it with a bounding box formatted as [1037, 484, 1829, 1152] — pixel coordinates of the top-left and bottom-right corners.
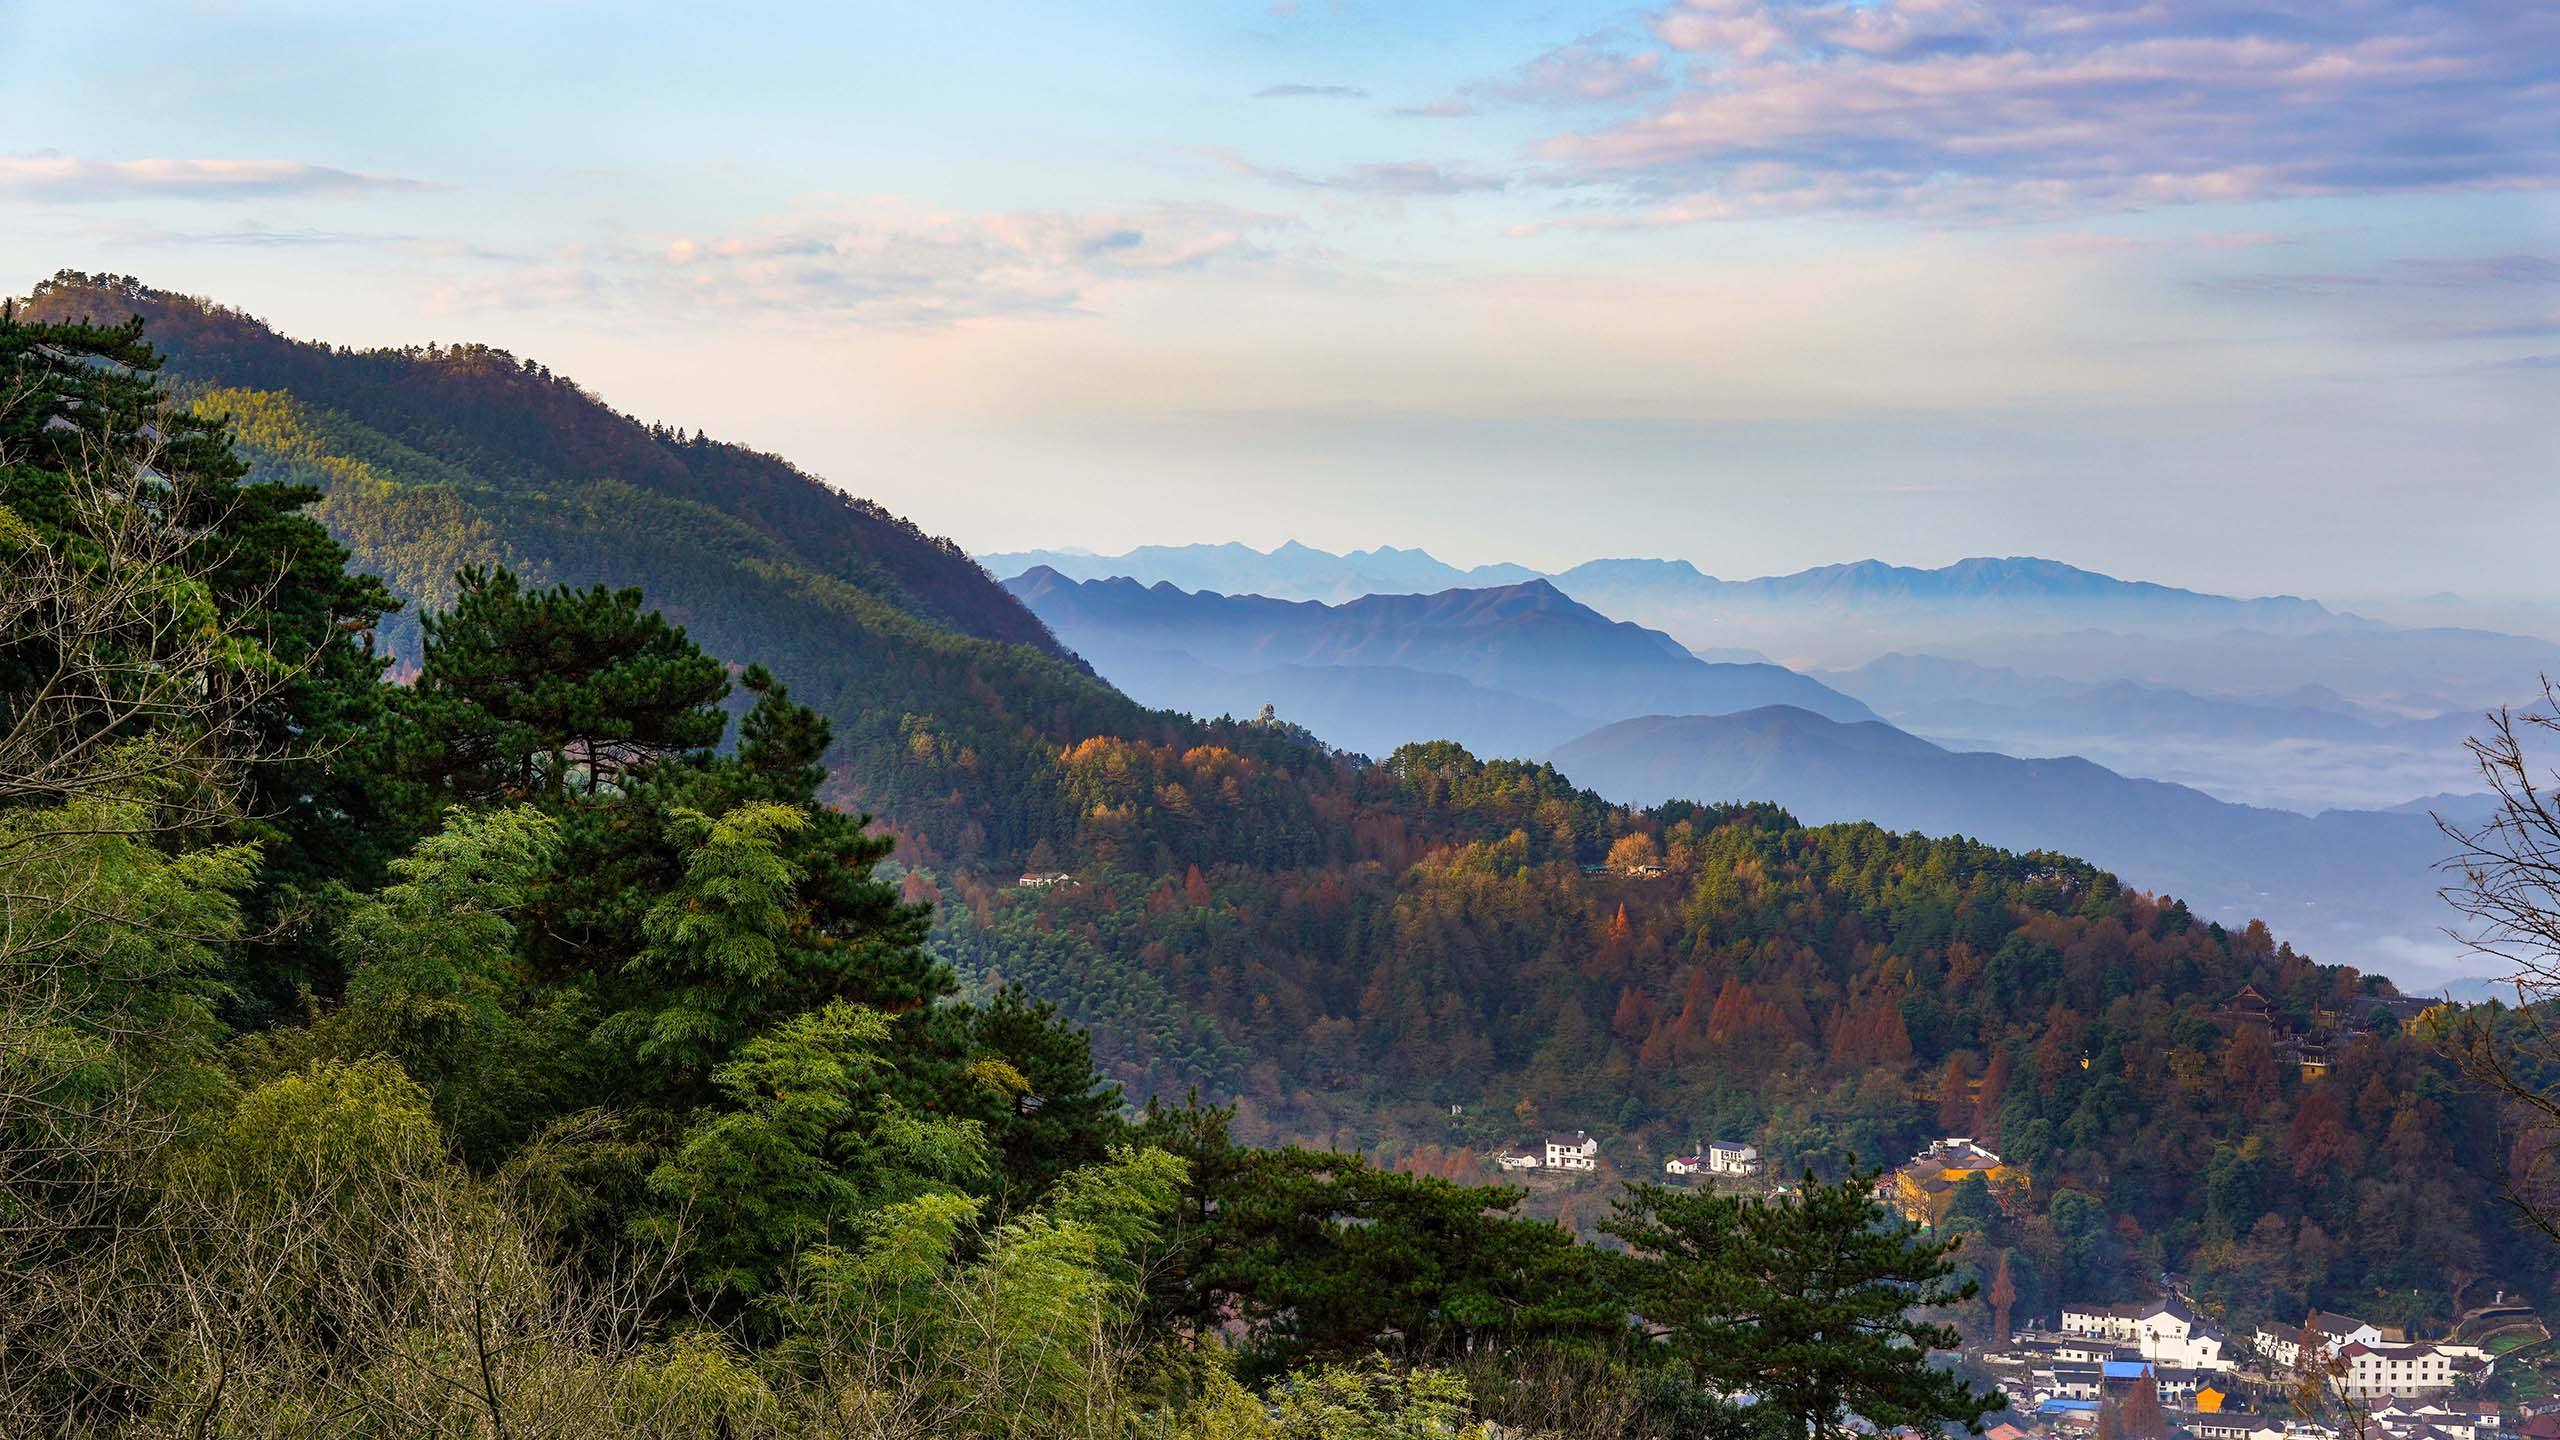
[2103, 1361, 2155, 1380]
[2039, 1401, 2102, 1415]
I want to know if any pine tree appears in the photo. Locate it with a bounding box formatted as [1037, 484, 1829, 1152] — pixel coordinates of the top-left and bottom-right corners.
[1605, 1167, 2002, 1440]
[400, 566, 728, 807]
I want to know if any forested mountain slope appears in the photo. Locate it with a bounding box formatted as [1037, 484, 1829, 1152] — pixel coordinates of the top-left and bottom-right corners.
[17, 272, 1244, 864]
[1545, 706, 2450, 961]
[24, 274, 1059, 656]
[17, 272, 2535, 1341]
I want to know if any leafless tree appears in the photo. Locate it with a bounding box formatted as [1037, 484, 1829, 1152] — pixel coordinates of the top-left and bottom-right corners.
[0, 423, 304, 856]
[2434, 678, 2560, 1241]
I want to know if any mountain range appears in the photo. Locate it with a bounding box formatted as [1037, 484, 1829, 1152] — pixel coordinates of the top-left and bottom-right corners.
[1002, 557, 2477, 968]
[983, 540, 2557, 706]
[984, 542, 2332, 624]
[1003, 567, 1875, 759]
[986, 540, 2551, 815]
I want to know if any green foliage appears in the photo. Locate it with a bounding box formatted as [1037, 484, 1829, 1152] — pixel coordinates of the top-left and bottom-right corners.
[621, 802, 813, 1072]
[1264, 1361, 1490, 1440]
[643, 1000, 990, 1303]
[189, 1057, 446, 1205]
[767, 1147, 1188, 1437]
[329, 805, 583, 1155]
[0, 799, 255, 1104]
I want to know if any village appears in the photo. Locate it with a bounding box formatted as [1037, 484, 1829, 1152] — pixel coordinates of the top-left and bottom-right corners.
[1951, 1291, 2540, 1440]
[1465, 1122, 2544, 1440]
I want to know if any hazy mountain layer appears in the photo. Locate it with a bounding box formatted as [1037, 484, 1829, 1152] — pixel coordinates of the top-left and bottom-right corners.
[1818, 652, 2493, 811]
[990, 540, 2542, 815]
[1004, 567, 1877, 757]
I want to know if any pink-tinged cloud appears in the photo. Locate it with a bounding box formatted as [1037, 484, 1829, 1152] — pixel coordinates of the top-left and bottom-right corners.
[1514, 0, 2558, 225]
[1483, 45, 1671, 104]
[0, 152, 433, 202]
[1401, 41, 1671, 119]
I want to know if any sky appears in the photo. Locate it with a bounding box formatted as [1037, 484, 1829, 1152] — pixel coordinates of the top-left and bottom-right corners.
[2, 0, 2554, 601]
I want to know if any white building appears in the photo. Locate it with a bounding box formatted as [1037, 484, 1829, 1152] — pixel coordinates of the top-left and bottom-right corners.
[1494, 1148, 1543, 1173]
[1545, 1131, 1600, 1171]
[1708, 1141, 1763, 1175]
[2247, 1423, 2340, 1440]
[2060, 1295, 2232, 1372]
[2377, 1401, 2504, 1440]
[1665, 1153, 1706, 1177]
[2256, 1315, 2386, 1370]
[1926, 1136, 2006, 1167]
[2331, 1343, 2474, 1401]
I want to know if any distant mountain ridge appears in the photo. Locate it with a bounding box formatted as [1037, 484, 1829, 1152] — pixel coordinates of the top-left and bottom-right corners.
[981, 540, 2335, 622]
[980, 540, 1539, 605]
[988, 539, 2551, 817]
[1005, 567, 1876, 758]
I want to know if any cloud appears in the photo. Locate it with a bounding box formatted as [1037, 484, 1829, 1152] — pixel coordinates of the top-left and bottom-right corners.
[1255, 83, 1369, 99]
[1514, 0, 2560, 225]
[1478, 45, 1671, 105]
[1399, 41, 1667, 119]
[2194, 253, 2560, 298]
[0, 151, 433, 202]
[445, 200, 1289, 325]
[1208, 147, 1507, 195]
[2422, 313, 2560, 343]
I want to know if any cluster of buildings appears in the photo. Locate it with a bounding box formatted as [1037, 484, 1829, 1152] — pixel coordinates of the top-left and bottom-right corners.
[1880, 1137, 2026, 1226]
[2248, 1314, 2491, 1403]
[1494, 1130, 1602, 1174]
[2222, 983, 2442, 1078]
[1979, 1296, 2503, 1440]
[1579, 861, 1671, 880]
[1665, 1141, 1763, 1178]
[2017, 1401, 2506, 1440]
[1485, 1131, 1765, 1180]
[1978, 1295, 2238, 1416]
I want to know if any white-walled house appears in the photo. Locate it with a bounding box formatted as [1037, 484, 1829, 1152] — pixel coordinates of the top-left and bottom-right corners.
[2331, 1343, 2473, 1401]
[2377, 1401, 2504, 1440]
[1665, 1153, 1706, 1177]
[2257, 1315, 2387, 1370]
[1494, 1148, 1543, 1172]
[1545, 1131, 1600, 1171]
[1708, 1141, 1763, 1176]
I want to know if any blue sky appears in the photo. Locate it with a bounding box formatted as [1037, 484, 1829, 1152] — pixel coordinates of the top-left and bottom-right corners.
[2, 0, 2553, 601]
